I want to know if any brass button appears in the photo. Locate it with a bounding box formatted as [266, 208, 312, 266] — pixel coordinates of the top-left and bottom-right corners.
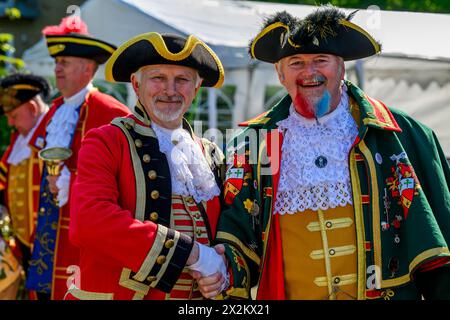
[149, 212, 158, 222]
[196, 229, 202, 236]
[135, 139, 143, 148]
[146, 275, 157, 282]
[156, 255, 166, 264]
[329, 249, 336, 256]
[187, 197, 195, 204]
[333, 277, 341, 284]
[42, 192, 48, 197]
[150, 190, 159, 200]
[39, 207, 45, 213]
[125, 122, 132, 130]
[143, 154, 151, 163]
[148, 170, 157, 180]
[172, 140, 179, 146]
[325, 221, 332, 228]
[165, 239, 175, 249]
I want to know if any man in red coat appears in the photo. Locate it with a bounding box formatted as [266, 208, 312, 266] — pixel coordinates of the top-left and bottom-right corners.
[0, 73, 50, 298]
[26, 16, 130, 300]
[67, 32, 228, 300]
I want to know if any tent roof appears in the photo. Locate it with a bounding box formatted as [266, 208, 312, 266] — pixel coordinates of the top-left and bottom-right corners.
[23, 0, 450, 69]
[119, 0, 450, 61]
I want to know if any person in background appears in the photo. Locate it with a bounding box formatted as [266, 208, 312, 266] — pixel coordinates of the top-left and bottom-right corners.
[26, 16, 130, 299]
[0, 73, 50, 299]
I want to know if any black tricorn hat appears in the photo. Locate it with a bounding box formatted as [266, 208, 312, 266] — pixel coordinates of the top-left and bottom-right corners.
[43, 16, 116, 64]
[250, 6, 381, 63]
[105, 32, 224, 88]
[44, 33, 117, 64]
[0, 73, 50, 114]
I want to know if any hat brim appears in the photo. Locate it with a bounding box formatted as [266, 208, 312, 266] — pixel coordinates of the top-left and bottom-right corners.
[45, 33, 116, 64]
[1, 74, 50, 113]
[104, 33, 224, 88]
[251, 19, 380, 62]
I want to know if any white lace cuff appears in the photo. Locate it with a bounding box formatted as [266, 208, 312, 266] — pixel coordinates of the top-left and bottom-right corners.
[56, 165, 71, 207]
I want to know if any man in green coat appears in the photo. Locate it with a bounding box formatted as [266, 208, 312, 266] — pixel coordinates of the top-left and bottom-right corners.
[195, 6, 450, 300]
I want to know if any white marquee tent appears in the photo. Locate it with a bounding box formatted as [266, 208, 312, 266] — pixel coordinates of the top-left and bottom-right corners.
[22, 0, 450, 157]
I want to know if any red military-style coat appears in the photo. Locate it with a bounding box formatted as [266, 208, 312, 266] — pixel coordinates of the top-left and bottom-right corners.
[67, 108, 224, 300]
[28, 89, 129, 299]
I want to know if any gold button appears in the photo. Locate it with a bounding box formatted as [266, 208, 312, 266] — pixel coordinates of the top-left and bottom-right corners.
[146, 275, 157, 282]
[150, 190, 159, 200]
[196, 229, 202, 236]
[172, 140, 179, 146]
[39, 207, 45, 213]
[125, 122, 132, 130]
[135, 139, 143, 148]
[156, 255, 166, 264]
[165, 239, 175, 249]
[148, 170, 157, 180]
[150, 212, 158, 222]
[143, 154, 151, 163]
[42, 192, 48, 197]
[187, 197, 194, 204]
[333, 277, 340, 284]
[325, 221, 332, 228]
[329, 249, 336, 256]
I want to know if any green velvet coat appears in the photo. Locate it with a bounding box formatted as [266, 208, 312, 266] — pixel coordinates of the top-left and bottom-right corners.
[216, 81, 450, 300]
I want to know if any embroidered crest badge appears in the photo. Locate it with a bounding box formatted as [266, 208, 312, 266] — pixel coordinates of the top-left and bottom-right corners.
[385, 152, 421, 219]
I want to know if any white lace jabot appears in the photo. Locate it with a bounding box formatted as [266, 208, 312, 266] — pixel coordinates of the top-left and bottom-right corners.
[151, 122, 220, 203]
[274, 89, 358, 215]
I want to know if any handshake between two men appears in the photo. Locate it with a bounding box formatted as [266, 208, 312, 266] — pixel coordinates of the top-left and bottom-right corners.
[186, 242, 229, 299]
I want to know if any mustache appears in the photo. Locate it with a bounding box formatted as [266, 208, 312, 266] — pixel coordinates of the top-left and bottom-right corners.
[296, 75, 326, 85]
[154, 95, 183, 103]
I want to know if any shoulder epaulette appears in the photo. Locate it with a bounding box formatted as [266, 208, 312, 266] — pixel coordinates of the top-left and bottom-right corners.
[363, 95, 402, 132]
[239, 111, 270, 127]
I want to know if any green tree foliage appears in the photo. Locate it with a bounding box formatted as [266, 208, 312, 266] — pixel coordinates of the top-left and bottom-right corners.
[1, 4, 26, 157]
[246, 0, 450, 14]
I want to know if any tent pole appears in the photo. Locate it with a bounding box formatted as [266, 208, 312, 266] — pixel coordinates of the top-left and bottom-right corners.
[355, 60, 365, 90]
[208, 88, 217, 130]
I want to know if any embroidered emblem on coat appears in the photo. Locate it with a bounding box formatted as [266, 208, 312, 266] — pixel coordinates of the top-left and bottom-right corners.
[385, 152, 421, 219]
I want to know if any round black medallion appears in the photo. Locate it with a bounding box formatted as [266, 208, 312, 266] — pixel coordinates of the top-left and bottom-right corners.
[315, 156, 328, 168]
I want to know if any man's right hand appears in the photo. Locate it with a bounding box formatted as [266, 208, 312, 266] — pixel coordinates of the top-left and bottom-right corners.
[191, 244, 229, 299]
[46, 175, 60, 195]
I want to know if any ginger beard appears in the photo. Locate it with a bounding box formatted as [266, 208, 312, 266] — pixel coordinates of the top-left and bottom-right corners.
[294, 75, 332, 119]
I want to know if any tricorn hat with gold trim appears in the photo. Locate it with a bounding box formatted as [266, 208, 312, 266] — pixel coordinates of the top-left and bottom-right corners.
[105, 32, 224, 88]
[0, 73, 50, 114]
[42, 16, 116, 64]
[250, 6, 381, 63]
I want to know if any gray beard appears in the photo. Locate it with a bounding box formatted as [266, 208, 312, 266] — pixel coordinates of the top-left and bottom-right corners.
[152, 104, 185, 122]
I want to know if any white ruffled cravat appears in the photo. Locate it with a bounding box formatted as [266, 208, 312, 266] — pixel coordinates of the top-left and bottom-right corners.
[7, 114, 45, 166]
[150, 122, 220, 203]
[45, 83, 93, 206]
[274, 88, 358, 214]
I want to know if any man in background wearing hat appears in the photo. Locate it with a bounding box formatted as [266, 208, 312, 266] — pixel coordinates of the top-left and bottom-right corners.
[66, 32, 228, 300]
[0, 73, 50, 299]
[197, 6, 450, 300]
[26, 16, 130, 300]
